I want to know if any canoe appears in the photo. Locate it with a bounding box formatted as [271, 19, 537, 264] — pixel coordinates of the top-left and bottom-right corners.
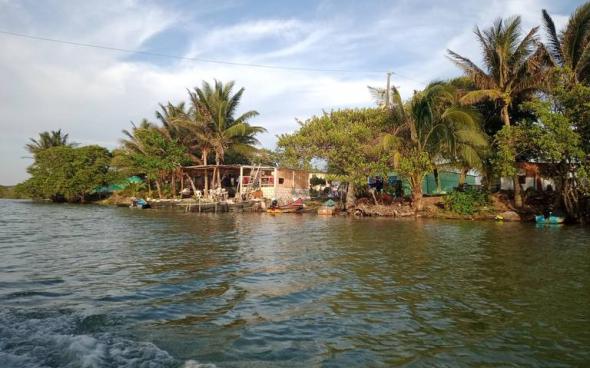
[535, 215, 565, 224]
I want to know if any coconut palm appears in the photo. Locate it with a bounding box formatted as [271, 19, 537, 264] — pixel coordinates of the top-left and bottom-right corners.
[26, 129, 76, 155]
[447, 16, 551, 207]
[542, 2, 590, 84]
[120, 119, 155, 154]
[382, 83, 487, 211]
[193, 80, 267, 166]
[156, 102, 186, 140]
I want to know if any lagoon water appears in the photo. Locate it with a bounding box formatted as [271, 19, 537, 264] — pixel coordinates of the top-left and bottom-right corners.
[1, 199, 590, 367]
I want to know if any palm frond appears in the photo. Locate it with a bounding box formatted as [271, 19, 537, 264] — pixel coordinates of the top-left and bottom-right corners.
[542, 9, 565, 66]
[447, 50, 495, 89]
[460, 89, 503, 104]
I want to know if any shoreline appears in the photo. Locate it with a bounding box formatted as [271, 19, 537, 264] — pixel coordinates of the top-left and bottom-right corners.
[0, 197, 545, 223]
[97, 195, 532, 223]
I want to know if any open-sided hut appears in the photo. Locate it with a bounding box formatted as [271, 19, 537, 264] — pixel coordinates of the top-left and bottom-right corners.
[181, 165, 311, 202]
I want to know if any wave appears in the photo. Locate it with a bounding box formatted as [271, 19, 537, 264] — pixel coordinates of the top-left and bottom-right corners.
[0, 309, 214, 368]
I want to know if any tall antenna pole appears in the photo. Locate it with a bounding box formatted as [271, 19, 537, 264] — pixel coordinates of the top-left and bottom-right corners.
[385, 72, 392, 109]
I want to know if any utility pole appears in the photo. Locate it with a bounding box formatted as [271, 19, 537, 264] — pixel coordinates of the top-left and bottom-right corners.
[385, 72, 392, 109]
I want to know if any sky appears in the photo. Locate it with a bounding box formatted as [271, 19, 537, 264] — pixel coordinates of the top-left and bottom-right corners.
[0, 0, 581, 185]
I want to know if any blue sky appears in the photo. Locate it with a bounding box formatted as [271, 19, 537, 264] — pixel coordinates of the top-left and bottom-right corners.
[0, 0, 581, 184]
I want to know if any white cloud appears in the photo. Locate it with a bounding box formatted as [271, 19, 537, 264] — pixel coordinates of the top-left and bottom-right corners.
[0, 0, 579, 184]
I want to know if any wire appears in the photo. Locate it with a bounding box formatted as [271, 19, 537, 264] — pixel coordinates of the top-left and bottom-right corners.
[0, 29, 427, 84]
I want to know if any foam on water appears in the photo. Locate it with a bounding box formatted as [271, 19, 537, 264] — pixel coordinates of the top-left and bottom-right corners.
[0, 309, 213, 368]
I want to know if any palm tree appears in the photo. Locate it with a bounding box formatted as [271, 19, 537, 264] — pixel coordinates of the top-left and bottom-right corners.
[193, 80, 266, 166]
[382, 83, 487, 211]
[156, 102, 186, 140]
[542, 2, 590, 84]
[120, 119, 155, 154]
[191, 80, 266, 189]
[26, 129, 76, 155]
[447, 16, 551, 207]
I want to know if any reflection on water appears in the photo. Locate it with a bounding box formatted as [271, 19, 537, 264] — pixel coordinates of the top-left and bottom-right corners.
[1, 199, 590, 367]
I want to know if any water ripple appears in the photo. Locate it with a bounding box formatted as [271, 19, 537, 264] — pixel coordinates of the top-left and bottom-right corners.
[1, 199, 590, 367]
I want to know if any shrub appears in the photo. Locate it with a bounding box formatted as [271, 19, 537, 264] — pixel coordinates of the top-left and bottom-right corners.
[444, 189, 490, 215]
[310, 175, 326, 187]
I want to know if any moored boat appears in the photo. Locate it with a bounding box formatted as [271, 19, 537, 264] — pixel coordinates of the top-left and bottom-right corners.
[267, 198, 304, 213]
[130, 198, 150, 209]
[535, 214, 565, 224]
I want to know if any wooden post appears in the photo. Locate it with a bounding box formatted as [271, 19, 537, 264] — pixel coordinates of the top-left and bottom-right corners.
[239, 166, 244, 197]
[204, 168, 209, 197]
[186, 174, 199, 200]
[180, 172, 184, 193]
[274, 167, 278, 199]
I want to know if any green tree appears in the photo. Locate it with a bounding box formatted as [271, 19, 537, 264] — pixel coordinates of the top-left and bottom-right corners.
[115, 123, 188, 198]
[382, 83, 487, 210]
[448, 16, 551, 207]
[193, 80, 266, 166]
[277, 108, 390, 209]
[25, 129, 76, 155]
[19, 145, 111, 202]
[517, 99, 589, 219]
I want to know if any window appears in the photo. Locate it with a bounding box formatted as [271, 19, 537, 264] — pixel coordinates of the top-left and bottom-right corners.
[279, 178, 285, 185]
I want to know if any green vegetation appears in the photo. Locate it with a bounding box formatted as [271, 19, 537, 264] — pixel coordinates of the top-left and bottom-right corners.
[276, 3, 590, 221]
[25, 129, 77, 155]
[17, 145, 112, 202]
[277, 108, 390, 208]
[13, 2, 590, 222]
[0, 185, 23, 199]
[444, 189, 490, 215]
[17, 80, 267, 202]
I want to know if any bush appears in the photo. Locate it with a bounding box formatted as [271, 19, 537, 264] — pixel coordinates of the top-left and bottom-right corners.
[310, 175, 326, 187]
[444, 189, 490, 215]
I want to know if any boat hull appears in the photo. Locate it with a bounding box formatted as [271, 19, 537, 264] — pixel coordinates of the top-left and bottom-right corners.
[535, 215, 565, 224]
[267, 207, 303, 214]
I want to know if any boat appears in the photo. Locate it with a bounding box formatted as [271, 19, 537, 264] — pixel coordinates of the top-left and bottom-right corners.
[130, 198, 150, 209]
[535, 214, 565, 224]
[267, 198, 304, 214]
[318, 199, 337, 215]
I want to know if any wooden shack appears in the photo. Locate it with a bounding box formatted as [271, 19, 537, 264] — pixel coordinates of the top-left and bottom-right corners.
[181, 165, 310, 202]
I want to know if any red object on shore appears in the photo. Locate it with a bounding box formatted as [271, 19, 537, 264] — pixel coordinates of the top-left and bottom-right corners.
[268, 198, 304, 213]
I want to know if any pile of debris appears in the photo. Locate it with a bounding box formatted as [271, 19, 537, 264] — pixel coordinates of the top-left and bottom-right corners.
[353, 203, 414, 217]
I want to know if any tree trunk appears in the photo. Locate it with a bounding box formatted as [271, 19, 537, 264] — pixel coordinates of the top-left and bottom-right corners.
[501, 103, 524, 208]
[411, 174, 424, 212]
[433, 166, 441, 193]
[370, 188, 378, 205]
[147, 179, 152, 198]
[412, 186, 423, 212]
[186, 174, 199, 200]
[501, 104, 511, 126]
[155, 178, 163, 199]
[345, 183, 356, 210]
[171, 170, 176, 198]
[459, 167, 468, 187]
[211, 165, 218, 189]
[513, 174, 523, 208]
[217, 168, 221, 189]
